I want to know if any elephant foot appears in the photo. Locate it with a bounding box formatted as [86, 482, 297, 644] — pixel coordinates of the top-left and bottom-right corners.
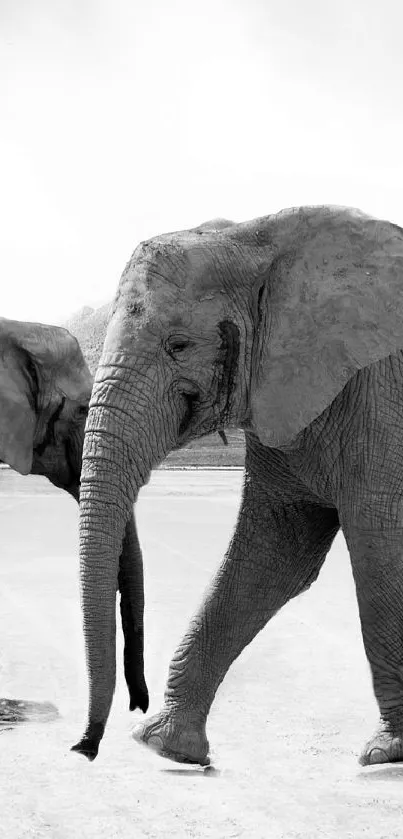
[0, 698, 59, 730]
[132, 707, 210, 766]
[359, 723, 403, 766]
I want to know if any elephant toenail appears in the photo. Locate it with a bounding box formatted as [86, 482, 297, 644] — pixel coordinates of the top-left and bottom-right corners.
[131, 724, 146, 743]
[367, 748, 390, 764]
[147, 734, 164, 752]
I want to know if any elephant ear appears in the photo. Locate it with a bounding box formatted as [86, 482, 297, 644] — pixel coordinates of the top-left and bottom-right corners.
[0, 328, 36, 474]
[0, 317, 92, 476]
[250, 209, 403, 447]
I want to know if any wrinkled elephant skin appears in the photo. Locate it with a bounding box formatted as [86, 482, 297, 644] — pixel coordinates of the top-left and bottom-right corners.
[74, 206, 403, 767]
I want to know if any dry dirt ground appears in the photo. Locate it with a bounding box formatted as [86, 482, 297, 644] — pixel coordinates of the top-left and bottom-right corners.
[0, 468, 403, 838]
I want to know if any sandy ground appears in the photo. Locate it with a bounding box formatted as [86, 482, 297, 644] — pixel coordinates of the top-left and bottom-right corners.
[0, 468, 403, 838]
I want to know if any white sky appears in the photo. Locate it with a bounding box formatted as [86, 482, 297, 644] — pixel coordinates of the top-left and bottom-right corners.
[1, 0, 403, 324]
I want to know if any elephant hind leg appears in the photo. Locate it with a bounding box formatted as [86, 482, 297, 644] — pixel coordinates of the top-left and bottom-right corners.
[343, 525, 403, 766]
[133, 484, 340, 764]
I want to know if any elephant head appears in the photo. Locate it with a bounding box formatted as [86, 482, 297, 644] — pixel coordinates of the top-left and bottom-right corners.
[0, 317, 148, 724]
[73, 205, 403, 759]
[0, 317, 92, 496]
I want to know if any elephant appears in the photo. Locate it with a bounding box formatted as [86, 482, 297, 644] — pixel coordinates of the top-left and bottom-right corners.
[0, 316, 148, 727]
[72, 204, 403, 768]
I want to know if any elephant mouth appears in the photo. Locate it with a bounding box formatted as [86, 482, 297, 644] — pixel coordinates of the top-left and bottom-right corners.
[176, 388, 222, 447]
[178, 390, 200, 441]
[67, 482, 80, 501]
[177, 391, 228, 447]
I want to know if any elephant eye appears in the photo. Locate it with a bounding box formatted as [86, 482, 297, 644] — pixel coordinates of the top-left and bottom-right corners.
[77, 405, 89, 417]
[166, 336, 192, 358]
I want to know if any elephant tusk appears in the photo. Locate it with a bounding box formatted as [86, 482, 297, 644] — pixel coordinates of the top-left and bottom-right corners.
[218, 428, 228, 446]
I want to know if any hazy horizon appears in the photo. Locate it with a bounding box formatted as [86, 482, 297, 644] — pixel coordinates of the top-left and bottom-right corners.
[2, 0, 402, 325]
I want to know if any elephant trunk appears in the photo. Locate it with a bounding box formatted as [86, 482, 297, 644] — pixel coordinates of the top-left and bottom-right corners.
[72, 361, 173, 759]
[118, 513, 148, 714]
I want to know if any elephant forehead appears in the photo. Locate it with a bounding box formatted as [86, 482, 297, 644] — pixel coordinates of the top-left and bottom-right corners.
[157, 296, 225, 332]
[56, 366, 93, 401]
[114, 242, 229, 322]
[121, 234, 228, 297]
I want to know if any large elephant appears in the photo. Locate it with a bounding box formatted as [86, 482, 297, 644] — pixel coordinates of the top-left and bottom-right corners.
[73, 205, 403, 767]
[0, 317, 148, 726]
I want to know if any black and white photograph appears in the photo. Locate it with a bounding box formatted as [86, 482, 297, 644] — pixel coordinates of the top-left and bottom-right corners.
[1, 1, 403, 836]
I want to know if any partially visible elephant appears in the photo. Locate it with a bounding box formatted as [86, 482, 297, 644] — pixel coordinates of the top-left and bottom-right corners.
[73, 205, 403, 768]
[0, 317, 148, 727]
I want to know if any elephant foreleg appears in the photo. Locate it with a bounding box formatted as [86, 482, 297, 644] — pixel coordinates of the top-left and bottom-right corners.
[133, 484, 339, 764]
